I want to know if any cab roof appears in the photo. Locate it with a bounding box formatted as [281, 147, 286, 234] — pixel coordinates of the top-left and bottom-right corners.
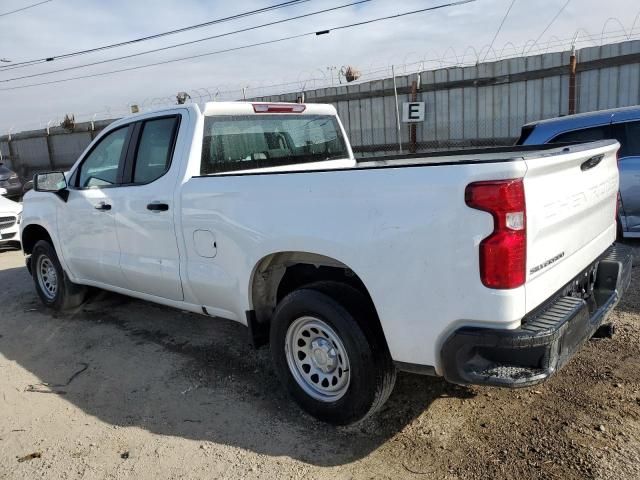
[202, 101, 337, 116]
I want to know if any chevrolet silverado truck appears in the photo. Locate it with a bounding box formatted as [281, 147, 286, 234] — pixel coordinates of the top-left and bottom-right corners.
[20, 102, 632, 425]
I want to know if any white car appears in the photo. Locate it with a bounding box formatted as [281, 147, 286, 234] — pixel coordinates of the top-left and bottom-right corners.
[20, 102, 632, 425]
[0, 191, 22, 249]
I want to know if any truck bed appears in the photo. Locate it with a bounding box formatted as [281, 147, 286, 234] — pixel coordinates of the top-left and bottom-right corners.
[206, 141, 617, 175]
[356, 141, 615, 169]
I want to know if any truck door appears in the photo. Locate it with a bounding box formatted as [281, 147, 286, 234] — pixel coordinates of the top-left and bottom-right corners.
[58, 124, 132, 287]
[612, 120, 640, 235]
[108, 112, 185, 301]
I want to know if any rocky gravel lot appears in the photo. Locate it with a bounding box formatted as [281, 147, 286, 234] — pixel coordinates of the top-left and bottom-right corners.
[0, 242, 639, 479]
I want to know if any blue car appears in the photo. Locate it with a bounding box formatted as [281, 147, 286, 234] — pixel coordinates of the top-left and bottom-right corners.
[517, 106, 640, 238]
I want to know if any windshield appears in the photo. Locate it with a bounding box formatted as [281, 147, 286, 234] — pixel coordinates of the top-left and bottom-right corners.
[201, 114, 348, 174]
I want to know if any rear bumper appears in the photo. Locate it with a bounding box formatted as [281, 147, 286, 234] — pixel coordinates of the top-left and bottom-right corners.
[441, 244, 633, 387]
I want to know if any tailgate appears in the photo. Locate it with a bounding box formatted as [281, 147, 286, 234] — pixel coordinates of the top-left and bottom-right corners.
[524, 140, 620, 312]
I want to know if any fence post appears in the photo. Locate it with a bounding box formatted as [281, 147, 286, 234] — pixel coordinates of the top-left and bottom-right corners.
[392, 65, 403, 154]
[409, 78, 418, 153]
[45, 123, 55, 170]
[89, 114, 97, 140]
[568, 46, 577, 115]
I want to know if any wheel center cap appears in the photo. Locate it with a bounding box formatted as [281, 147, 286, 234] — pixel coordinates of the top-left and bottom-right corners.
[310, 338, 337, 373]
[313, 348, 329, 365]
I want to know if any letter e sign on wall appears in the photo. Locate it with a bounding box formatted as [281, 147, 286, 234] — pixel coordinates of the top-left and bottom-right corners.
[402, 102, 425, 123]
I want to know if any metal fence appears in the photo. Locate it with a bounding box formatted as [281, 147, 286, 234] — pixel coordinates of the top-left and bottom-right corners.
[251, 39, 640, 157]
[1, 39, 640, 178]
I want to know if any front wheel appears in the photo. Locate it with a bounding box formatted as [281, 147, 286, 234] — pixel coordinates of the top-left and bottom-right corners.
[31, 240, 87, 311]
[270, 282, 396, 425]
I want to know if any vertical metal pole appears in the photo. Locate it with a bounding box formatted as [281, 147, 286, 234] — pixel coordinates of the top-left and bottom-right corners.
[45, 131, 55, 170]
[409, 79, 418, 153]
[392, 65, 403, 154]
[568, 46, 577, 115]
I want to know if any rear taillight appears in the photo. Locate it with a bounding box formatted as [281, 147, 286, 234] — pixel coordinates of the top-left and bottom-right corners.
[465, 179, 526, 289]
[252, 103, 306, 113]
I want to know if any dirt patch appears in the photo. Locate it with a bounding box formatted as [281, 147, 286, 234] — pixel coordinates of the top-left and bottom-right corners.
[0, 243, 639, 479]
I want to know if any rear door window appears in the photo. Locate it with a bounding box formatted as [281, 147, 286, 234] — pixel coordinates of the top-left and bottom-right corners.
[132, 116, 179, 184]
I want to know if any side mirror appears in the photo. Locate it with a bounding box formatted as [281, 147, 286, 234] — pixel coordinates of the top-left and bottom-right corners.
[34, 171, 69, 201]
[35, 171, 67, 192]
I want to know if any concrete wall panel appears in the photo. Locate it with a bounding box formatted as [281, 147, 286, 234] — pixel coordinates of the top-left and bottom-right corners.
[49, 132, 92, 169]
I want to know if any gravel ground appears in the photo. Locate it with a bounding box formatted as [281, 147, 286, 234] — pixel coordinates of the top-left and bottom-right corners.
[0, 242, 639, 480]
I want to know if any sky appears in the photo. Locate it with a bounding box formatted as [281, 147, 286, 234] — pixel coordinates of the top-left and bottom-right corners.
[0, 0, 638, 132]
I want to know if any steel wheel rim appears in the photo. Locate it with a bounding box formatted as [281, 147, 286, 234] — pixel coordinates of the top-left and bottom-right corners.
[285, 316, 351, 402]
[36, 255, 58, 300]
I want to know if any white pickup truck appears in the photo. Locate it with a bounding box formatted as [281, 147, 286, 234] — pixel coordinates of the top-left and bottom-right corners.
[21, 102, 632, 425]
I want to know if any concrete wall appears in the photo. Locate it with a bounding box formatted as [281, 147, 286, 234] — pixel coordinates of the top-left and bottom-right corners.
[0, 120, 110, 180]
[1, 39, 639, 178]
[10, 137, 50, 172]
[49, 132, 94, 169]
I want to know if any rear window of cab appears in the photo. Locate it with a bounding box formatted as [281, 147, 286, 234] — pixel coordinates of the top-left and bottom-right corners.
[201, 114, 348, 174]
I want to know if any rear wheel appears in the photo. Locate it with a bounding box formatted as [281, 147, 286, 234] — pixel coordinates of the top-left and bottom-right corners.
[285, 315, 352, 403]
[270, 281, 396, 425]
[31, 240, 87, 311]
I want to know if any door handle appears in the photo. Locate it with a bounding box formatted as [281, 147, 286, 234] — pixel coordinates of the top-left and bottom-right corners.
[147, 202, 169, 212]
[94, 202, 112, 211]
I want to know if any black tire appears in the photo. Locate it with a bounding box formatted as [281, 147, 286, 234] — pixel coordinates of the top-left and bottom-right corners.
[270, 281, 396, 425]
[31, 240, 87, 311]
